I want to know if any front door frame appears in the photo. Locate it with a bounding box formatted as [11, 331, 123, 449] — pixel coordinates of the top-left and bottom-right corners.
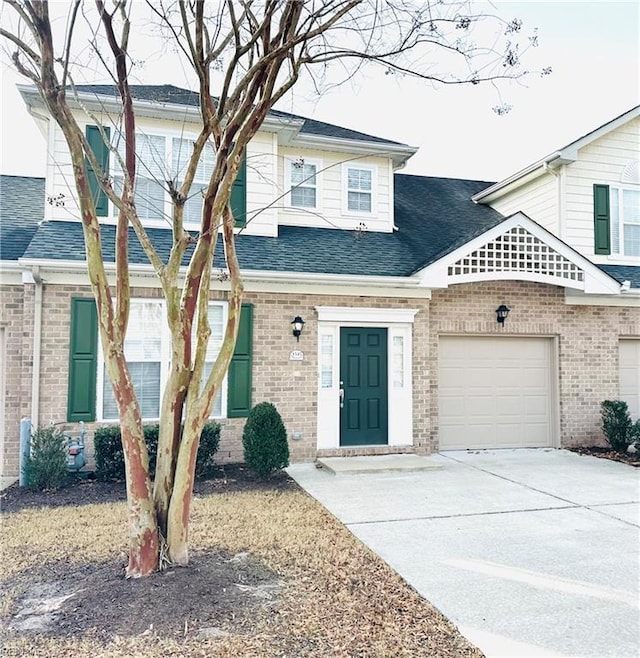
[316, 306, 418, 450]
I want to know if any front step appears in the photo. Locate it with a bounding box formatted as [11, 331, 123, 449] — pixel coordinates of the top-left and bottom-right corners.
[316, 454, 444, 475]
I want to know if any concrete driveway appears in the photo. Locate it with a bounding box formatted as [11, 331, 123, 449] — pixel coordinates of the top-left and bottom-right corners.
[287, 449, 640, 658]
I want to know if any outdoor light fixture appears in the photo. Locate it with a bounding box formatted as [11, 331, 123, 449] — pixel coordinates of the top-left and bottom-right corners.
[496, 304, 510, 325]
[291, 316, 305, 342]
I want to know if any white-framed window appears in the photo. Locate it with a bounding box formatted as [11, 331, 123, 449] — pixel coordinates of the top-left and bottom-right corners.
[98, 299, 227, 421]
[343, 164, 375, 214]
[288, 158, 320, 209]
[172, 137, 216, 224]
[611, 186, 640, 257]
[113, 133, 167, 220]
[111, 131, 216, 225]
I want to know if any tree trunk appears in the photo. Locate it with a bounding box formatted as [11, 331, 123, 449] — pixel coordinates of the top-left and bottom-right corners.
[120, 408, 159, 577]
[165, 414, 202, 565]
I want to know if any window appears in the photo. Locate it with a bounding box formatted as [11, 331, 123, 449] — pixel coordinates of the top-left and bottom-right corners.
[101, 300, 163, 419]
[172, 137, 216, 224]
[611, 187, 640, 257]
[344, 166, 374, 214]
[113, 133, 166, 220]
[107, 129, 244, 225]
[289, 159, 318, 209]
[99, 299, 226, 421]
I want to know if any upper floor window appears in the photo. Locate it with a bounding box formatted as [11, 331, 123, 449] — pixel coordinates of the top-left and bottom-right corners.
[172, 137, 216, 224]
[611, 187, 640, 257]
[344, 165, 375, 214]
[85, 124, 245, 226]
[288, 158, 319, 209]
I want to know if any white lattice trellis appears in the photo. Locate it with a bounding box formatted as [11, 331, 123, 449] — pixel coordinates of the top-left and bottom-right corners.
[448, 226, 584, 283]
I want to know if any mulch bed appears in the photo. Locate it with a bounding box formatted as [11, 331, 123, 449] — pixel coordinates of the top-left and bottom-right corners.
[567, 445, 640, 467]
[0, 463, 298, 514]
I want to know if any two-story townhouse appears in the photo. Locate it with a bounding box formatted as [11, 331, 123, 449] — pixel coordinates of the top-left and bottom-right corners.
[0, 85, 638, 479]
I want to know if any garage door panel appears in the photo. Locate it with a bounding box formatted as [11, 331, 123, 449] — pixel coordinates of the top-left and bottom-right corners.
[439, 336, 554, 450]
[619, 340, 640, 420]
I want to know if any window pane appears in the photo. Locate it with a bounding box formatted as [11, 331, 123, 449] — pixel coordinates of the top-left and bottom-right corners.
[172, 138, 215, 183]
[102, 362, 161, 419]
[125, 302, 162, 361]
[624, 224, 640, 257]
[348, 190, 371, 213]
[291, 186, 316, 208]
[102, 300, 162, 420]
[392, 335, 404, 389]
[320, 334, 333, 388]
[202, 362, 223, 418]
[623, 189, 640, 224]
[291, 162, 316, 186]
[611, 190, 620, 255]
[348, 168, 371, 191]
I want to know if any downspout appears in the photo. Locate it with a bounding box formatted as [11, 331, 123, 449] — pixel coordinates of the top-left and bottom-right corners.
[30, 266, 43, 429]
[543, 162, 564, 239]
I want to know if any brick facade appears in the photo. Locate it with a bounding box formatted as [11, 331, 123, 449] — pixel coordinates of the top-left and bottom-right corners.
[1, 278, 638, 477]
[430, 280, 640, 448]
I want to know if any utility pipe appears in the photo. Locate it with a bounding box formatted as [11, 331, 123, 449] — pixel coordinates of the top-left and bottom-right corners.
[30, 266, 43, 429]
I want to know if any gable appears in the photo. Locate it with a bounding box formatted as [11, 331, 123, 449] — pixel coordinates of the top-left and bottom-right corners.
[418, 213, 622, 295]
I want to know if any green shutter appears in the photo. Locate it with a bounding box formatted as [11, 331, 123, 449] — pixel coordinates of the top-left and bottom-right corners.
[227, 303, 253, 417]
[229, 151, 246, 227]
[67, 298, 98, 422]
[85, 125, 110, 216]
[593, 184, 611, 255]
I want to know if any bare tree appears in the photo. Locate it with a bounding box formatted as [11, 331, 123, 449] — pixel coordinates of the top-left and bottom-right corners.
[1, 0, 545, 577]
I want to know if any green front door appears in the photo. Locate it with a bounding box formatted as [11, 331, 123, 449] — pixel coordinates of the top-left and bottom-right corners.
[340, 327, 388, 446]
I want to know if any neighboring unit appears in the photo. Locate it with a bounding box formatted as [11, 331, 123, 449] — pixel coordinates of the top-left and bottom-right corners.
[1, 87, 638, 477]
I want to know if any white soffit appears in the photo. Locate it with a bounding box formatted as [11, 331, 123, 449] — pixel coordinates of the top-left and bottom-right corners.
[418, 213, 622, 295]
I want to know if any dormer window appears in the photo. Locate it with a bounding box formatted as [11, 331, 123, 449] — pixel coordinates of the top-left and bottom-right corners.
[343, 164, 376, 215]
[113, 133, 166, 220]
[289, 158, 319, 209]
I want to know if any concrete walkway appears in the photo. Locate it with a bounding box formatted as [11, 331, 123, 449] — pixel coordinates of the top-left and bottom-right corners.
[288, 449, 640, 658]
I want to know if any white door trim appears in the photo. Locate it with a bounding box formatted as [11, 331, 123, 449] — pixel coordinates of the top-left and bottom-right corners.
[316, 306, 417, 450]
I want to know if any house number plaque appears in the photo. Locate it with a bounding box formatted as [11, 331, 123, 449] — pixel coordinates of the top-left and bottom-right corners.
[289, 350, 304, 361]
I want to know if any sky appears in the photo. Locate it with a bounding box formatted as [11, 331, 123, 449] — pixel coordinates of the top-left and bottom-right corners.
[1, 1, 638, 183]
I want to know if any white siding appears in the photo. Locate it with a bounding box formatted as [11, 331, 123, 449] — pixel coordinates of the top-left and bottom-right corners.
[489, 174, 557, 232]
[277, 146, 393, 232]
[564, 117, 640, 262]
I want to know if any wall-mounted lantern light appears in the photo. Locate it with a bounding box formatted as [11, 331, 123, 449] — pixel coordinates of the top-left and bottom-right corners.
[291, 316, 305, 342]
[496, 304, 510, 325]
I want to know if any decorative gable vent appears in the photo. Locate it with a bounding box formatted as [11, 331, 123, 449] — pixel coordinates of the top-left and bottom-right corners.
[448, 226, 584, 284]
[620, 160, 640, 185]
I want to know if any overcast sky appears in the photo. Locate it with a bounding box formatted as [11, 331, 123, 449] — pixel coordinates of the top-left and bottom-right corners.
[1, 1, 638, 183]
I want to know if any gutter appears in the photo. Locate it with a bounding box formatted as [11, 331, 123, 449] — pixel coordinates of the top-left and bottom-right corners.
[30, 266, 43, 429]
[472, 151, 563, 203]
[18, 256, 423, 290]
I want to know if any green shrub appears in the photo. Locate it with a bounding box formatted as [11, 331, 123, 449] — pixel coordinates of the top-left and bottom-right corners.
[242, 402, 289, 478]
[94, 422, 220, 481]
[600, 400, 633, 452]
[94, 426, 125, 481]
[24, 426, 68, 490]
[196, 422, 221, 479]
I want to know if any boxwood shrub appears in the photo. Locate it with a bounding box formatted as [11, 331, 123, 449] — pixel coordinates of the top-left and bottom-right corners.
[94, 422, 220, 481]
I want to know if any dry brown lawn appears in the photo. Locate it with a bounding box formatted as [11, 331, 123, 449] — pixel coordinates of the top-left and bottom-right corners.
[1, 485, 483, 657]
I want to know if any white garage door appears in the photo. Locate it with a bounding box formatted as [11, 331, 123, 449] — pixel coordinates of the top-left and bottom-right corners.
[438, 336, 555, 450]
[619, 340, 640, 420]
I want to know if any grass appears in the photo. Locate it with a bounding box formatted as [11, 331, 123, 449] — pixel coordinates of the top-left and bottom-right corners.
[1, 488, 483, 657]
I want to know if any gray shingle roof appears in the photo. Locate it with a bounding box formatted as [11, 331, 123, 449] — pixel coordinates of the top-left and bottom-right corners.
[0, 175, 45, 261]
[599, 265, 640, 289]
[71, 84, 408, 148]
[20, 174, 504, 277]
